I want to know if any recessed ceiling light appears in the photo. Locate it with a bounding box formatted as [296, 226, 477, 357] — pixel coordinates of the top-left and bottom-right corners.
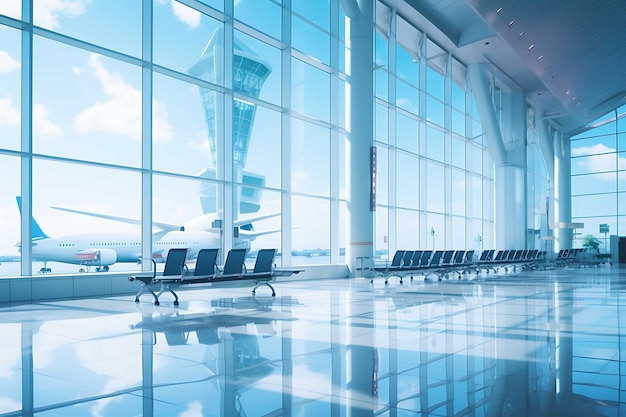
[566, 90, 571, 95]
[518, 32, 525, 40]
[508, 20, 515, 28]
[528, 44, 535, 51]
[537, 55, 543, 61]
[497, 7, 503, 14]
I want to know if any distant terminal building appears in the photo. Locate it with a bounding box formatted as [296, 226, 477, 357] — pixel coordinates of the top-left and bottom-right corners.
[189, 27, 271, 216]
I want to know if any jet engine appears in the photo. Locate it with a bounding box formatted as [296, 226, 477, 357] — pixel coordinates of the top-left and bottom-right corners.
[76, 249, 117, 266]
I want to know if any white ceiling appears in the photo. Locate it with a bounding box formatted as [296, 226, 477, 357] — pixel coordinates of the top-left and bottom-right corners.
[393, 0, 626, 135]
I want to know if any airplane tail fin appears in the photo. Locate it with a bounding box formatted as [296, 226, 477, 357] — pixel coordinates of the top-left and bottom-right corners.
[16, 196, 49, 240]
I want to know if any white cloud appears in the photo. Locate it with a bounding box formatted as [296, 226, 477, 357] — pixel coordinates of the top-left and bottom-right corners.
[572, 143, 626, 180]
[180, 401, 204, 417]
[0, 397, 21, 415]
[171, 0, 201, 29]
[0, 96, 20, 126]
[74, 54, 173, 143]
[0, 51, 20, 74]
[33, 103, 63, 137]
[34, 0, 91, 30]
[0, 1, 20, 19]
[234, 0, 243, 6]
[571, 143, 613, 157]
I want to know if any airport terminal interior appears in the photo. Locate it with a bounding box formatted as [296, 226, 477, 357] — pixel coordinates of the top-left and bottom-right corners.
[2, 0, 626, 416]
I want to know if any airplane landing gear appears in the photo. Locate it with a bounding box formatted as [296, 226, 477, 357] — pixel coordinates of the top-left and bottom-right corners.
[39, 267, 52, 274]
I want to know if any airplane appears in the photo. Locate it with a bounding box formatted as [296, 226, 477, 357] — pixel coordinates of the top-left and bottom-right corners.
[15, 197, 279, 274]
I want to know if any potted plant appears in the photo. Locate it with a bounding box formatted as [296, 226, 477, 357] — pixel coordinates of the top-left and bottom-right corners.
[581, 234, 601, 252]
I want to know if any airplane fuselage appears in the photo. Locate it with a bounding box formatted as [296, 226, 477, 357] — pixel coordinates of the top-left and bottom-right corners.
[29, 230, 220, 267]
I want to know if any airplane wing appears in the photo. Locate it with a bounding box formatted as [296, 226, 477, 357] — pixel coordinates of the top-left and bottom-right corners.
[238, 228, 281, 239]
[234, 213, 280, 228]
[49, 206, 181, 231]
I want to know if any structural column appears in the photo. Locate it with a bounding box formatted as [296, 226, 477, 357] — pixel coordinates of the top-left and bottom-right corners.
[468, 64, 527, 249]
[554, 132, 573, 251]
[343, 0, 374, 276]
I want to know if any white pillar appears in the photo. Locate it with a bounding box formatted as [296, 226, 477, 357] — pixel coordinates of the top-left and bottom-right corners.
[468, 64, 527, 249]
[554, 132, 572, 251]
[345, 0, 374, 276]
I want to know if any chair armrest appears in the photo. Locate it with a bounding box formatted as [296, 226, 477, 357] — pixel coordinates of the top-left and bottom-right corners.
[128, 258, 157, 282]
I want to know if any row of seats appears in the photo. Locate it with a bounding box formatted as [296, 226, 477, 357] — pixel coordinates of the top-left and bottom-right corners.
[130, 248, 303, 306]
[476, 249, 546, 273]
[371, 246, 606, 285]
[369, 249, 476, 284]
[371, 248, 555, 284]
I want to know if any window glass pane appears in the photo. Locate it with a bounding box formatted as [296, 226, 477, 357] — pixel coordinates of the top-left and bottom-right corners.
[618, 133, 626, 152]
[375, 69, 388, 102]
[291, 118, 330, 196]
[292, 15, 330, 65]
[375, 30, 388, 69]
[376, 146, 388, 205]
[32, 160, 141, 274]
[292, 0, 330, 31]
[33, 0, 142, 57]
[238, 186, 282, 263]
[0, 2, 21, 20]
[472, 145, 483, 175]
[396, 43, 418, 87]
[396, 113, 418, 153]
[153, 174, 225, 258]
[339, 134, 347, 200]
[375, 103, 389, 144]
[618, 152, 626, 171]
[243, 106, 281, 189]
[426, 162, 444, 213]
[452, 109, 465, 136]
[451, 169, 465, 216]
[452, 80, 465, 111]
[234, 31, 281, 106]
[451, 216, 465, 248]
[396, 153, 418, 209]
[619, 171, 626, 192]
[426, 213, 445, 250]
[572, 194, 616, 218]
[426, 66, 444, 101]
[0, 155, 20, 277]
[451, 137, 465, 168]
[155, 2, 223, 82]
[396, 79, 418, 116]
[33, 37, 141, 167]
[573, 120, 616, 140]
[426, 126, 444, 162]
[291, 58, 330, 122]
[235, 0, 281, 39]
[198, 0, 223, 11]
[472, 175, 482, 218]
[292, 196, 329, 263]
[427, 95, 444, 127]
[0, 25, 20, 151]
[336, 78, 346, 129]
[375, 206, 389, 259]
[152, 73, 211, 176]
[571, 136, 616, 156]
[396, 209, 418, 248]
[571, 153, 616, 175]
[572, 173, 616, 195]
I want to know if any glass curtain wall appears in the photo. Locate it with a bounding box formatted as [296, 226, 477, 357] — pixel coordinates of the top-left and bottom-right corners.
[1, 0, 504, 277]
[570, 104, 626, 250]
[0, 0, 347, 277]
[373, 4, 494, 261]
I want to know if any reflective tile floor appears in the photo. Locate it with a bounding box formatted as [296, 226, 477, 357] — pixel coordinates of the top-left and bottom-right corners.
[1, 264, 625, 416]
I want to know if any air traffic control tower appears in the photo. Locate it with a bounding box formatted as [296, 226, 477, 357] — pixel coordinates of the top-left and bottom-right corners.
[189, 28, 271, 215]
